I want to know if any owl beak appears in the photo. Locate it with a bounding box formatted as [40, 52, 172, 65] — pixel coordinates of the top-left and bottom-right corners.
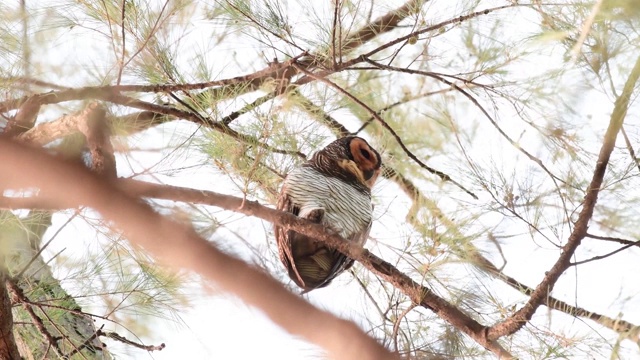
[364, 167, 381, 189]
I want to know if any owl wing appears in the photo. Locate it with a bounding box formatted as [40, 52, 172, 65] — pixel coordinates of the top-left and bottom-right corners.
[312, 218, 372, 290]
[275, 191, 326, 289]
[276, 188, 373, 291]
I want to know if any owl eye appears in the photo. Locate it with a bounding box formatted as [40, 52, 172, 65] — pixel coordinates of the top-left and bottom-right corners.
[360, 148, 371, 160]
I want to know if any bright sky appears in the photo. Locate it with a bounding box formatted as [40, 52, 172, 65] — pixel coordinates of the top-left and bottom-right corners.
[11, 0, 640, 359]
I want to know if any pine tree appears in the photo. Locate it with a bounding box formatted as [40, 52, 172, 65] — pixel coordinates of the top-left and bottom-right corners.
[1, 0, 640, 358]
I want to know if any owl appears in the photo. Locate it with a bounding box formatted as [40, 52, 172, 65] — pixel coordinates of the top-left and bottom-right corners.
[275, 136, 382, 292]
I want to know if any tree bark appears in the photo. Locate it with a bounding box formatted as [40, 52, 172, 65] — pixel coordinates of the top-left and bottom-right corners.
[0, 273, 21, 360]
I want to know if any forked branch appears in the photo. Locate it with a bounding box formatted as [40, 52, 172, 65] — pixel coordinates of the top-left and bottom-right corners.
[0, 141, 512, 358]
[487, 54, 640, 340]
[0, 139, 398, 360]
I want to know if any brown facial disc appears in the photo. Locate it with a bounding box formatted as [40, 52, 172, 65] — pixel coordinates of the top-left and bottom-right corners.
[349, 137, 381, 188]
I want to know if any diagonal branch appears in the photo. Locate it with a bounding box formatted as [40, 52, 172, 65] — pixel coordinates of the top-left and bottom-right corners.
[6, 280, 65, 359]
[77, 103, 117, 178]
[0, 273, 21, 360]
[0, 139, 398, 360]
[114, 180, 510, 357]
[487, 54, 640, 340]
[0, 141, 512, 358]
[293, 63, 478, 199]
[470, 252, 640, 342]
[3, 97, 40, 137]
[340, 0, 426, 54]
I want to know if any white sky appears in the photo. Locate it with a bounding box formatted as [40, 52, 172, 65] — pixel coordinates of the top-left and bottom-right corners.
[8, 0, 640, 359]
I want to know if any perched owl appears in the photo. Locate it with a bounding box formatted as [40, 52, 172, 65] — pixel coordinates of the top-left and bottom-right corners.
[275, 136, 382, 292]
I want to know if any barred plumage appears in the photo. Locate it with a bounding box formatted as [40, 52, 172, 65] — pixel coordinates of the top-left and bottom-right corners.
[275, 136, 382, 292]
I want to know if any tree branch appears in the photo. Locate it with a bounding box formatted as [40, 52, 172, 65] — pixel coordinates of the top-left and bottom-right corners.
[78, 103, 117, 178]
[0, 141, 512, 358]
[0, 273, 21, 360]
[98, 329, 165, 352]
[6, 280, 66, 359]
[3, 97, 40, 137]
[470, 252, 640, 342]
[0, 139, 398, 360]
[487, 54, 640, 340]
[340, 0, 426, 54]
[113, 179, 511, 357]
[293, 63, 478, 199]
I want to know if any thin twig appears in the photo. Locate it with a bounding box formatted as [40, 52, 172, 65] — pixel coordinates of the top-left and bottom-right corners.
[392, 304, 416, 353]
[621, 125, 640, 173]
[64, 325, 104, 358]
[331, 0, 340, 69]
[120, 0, 171, 72]
[570, 239, 640, 266]
[222, 92, 276, 125]
[487, 54, 640, 340]
[586, 233, 640, 247]
[98, 329, 165, 352]
[116, 0, 127, 85]
[293, 62, 478, 199]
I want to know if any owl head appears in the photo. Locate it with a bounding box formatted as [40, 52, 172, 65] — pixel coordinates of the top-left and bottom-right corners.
[308, 136, 382, 190]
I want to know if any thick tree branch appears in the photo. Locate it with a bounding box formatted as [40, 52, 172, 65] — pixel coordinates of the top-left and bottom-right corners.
[0, 273, 21, 360]
[339, 0, 426, 54]
[114, 180, 511, 358]
[0, 139, 397, 360]
[470, 252, 640, 342]
[17, 103, 104, 146]
[3, 97, 40, 137]
[78, 103, 117, 178]
[0, 142, 512, 358]
[487, 54, 640, 340]
[6, 280, 66, 359]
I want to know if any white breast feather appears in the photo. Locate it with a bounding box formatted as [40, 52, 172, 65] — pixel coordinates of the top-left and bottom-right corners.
[283, 167, 372, 244]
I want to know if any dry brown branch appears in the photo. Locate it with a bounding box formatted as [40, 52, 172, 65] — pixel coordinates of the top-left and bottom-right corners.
[0, 139, 398, 360]
[339, 0, 425, 54]
[17, 103, 104, 146]
[78, 103, 117, 178]
[0, 273, 21, 360]
[3, 97, 40, 137]
[487, 54, 640, 340]
[112, 180, 511, 358]
[470, 252, 640, 342]
[0, 158, 511, 357]
[293, 63, 478, 199]
[6, 280, 66, 358]
[97, 330, 165, 352]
